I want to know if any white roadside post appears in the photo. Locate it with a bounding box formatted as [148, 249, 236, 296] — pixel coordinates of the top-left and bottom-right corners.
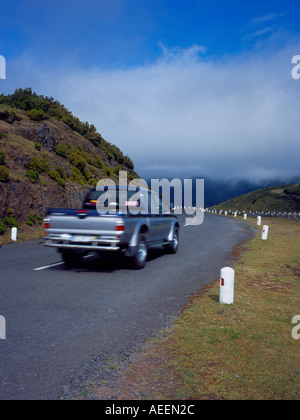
[0, 316, 6, 340]
[244, 214, 247, 220]
[219, 267, 235, 305]
[262, 225, 269, 240]
[257, 216, 261, 226]
[11, 227, 17, 242]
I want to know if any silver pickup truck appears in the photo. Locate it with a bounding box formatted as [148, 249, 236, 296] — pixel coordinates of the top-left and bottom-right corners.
[44, 186, 179, 269]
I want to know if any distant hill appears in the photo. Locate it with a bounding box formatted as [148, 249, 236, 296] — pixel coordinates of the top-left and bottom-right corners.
[201, 178, 285, 208]
[0, 88, 137, 239]
[167, 177, 290, 208]
[212, 183, 300, 213]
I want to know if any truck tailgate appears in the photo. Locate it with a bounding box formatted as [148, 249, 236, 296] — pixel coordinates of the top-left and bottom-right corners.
[47, 210, 117, 235]
[45, 210, 124, 251]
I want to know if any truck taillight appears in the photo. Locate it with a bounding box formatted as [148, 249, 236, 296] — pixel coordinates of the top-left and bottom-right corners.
[116, 220, 125, 238]
[43, 219, 51, 230]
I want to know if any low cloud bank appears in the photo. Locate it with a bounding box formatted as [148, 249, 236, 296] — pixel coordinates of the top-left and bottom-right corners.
[3, 42, 300, 182]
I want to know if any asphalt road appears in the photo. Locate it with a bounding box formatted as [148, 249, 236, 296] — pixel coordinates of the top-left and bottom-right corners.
[0, 214, 253, 400]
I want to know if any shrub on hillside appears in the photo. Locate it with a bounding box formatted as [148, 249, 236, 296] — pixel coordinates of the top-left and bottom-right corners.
[4, 216, 19, 229]
[27, 109, 47, 121]
[69, 167, 86, 185]
[0, 150, 5, 165]
[26, 212, 36, 226]
[26, 169, 39, 182]
[54, 164, 67, 180]
[0, 221, 6, 235]
[49, 170, 66, 188]
[29, 155, 51, 174]
[55, 144, 68, 159]
[0, 165, 9, 182]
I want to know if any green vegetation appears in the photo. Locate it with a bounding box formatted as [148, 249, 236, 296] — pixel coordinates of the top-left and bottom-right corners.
[25, 169, 39, 183]
[0, 88, 134, 170]
[0, 221, 6, 235]
[213, 183, 300, 213]
[27, 109, 47, 121]
[68, 147, 87, 173]
[0, 89, 137, 192]
[0, 89, 137, 240]
[26, 212, 41, 226]
[55, 143, 68, 159]
[0, 150, 5, 165]
[3, 216, 19, 229]
[0, 165, 9, 182]
[0, 149, 9, 182]
[48, 169, 66, 188]
[25, 154, 68, 187]
[69, 167, 86, 185]
[26, 212, 36, 226]
[0, 215, 19, 235]
[29, 154, 51, 174]
[53, 142, 126, 186]
[25, 153, 51, 183]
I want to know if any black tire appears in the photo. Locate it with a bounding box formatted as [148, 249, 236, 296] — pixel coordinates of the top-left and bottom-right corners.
[166, 227, 179, 254]
[132, 235, 148, 269]
[61, 250, 82, 268]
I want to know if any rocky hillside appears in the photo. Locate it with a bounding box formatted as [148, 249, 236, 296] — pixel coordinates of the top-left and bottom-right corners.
[0, 90, 137, 241]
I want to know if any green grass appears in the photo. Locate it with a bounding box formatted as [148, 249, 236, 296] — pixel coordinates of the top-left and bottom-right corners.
[103, 217, 300, 400]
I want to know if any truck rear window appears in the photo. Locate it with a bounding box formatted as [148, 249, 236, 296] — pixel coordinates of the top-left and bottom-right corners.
[83, 190, 141, 211]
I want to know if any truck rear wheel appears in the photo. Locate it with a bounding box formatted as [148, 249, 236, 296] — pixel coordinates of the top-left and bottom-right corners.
[132, 235, 148, 269]
[61, 250, 82, 268]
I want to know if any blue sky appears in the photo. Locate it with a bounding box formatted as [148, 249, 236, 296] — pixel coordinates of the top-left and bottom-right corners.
[1, 0, 299, 66]
[1, 0, 300, 180]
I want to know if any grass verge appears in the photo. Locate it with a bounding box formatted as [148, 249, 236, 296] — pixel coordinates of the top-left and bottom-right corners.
[0, 224, 44, 245]
[92, 216, 300, 400]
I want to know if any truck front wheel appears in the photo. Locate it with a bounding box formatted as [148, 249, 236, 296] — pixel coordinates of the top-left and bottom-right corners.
[166, 227, 179, 254]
